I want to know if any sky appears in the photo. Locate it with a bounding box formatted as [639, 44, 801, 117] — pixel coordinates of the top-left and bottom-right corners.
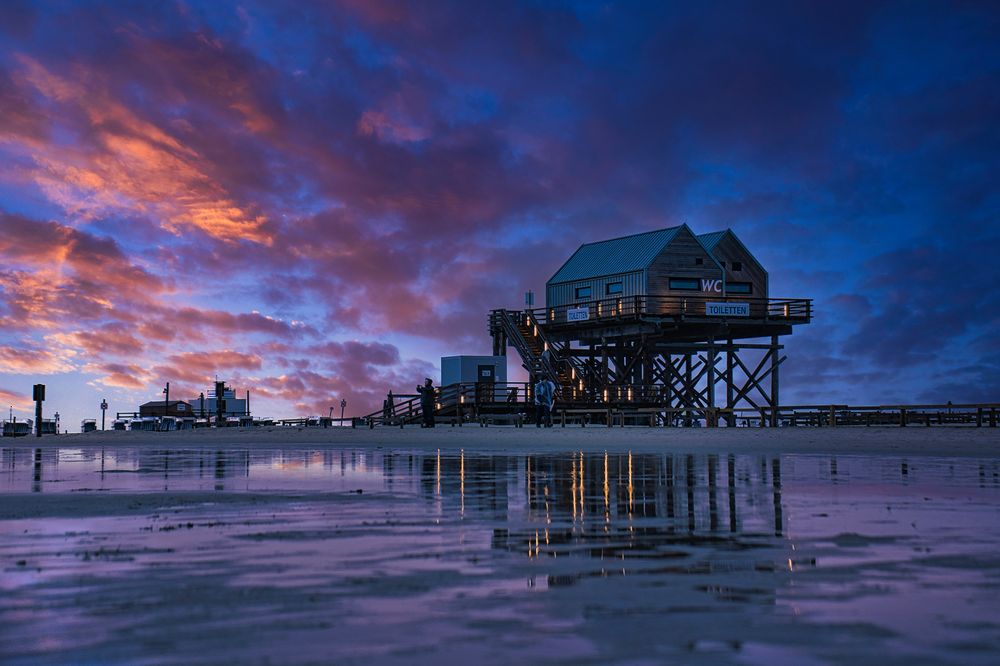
[1, 0, 998, 428]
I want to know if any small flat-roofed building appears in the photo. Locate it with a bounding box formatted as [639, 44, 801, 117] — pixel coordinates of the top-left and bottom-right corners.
[139, 400, 193, 417]
[441, 355, 508, 386]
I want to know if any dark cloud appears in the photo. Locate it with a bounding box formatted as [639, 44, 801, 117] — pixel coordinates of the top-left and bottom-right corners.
[0, 0, 998, 418]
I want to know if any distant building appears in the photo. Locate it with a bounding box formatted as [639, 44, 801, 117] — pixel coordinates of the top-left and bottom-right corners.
[187, 385, 248, 417]
[139, 400, 193, 417]
[441, 355, 508, 386]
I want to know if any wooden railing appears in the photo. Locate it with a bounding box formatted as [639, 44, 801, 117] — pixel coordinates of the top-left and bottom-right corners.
[361, 386, 1000, 429]
[566, 403, 1000, 428]
[508, 294, 812, 326]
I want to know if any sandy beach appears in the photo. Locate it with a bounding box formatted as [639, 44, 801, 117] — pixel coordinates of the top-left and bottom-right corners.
[14, 423, 1000, 457]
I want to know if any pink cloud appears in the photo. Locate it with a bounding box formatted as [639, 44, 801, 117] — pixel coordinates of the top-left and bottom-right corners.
[0, 386, 32, 411]
[0, 343, 75, 374]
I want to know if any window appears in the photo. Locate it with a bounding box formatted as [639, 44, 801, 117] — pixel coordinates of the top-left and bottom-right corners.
[575, 286, 592, 299]
[606, 282, 623, 295]
[726, 282, 752, 294]
[695, 257, 703, 266]
[669, 277, 699, 291]
[732, 261, 742, 272]
[720, 261, 727, 268]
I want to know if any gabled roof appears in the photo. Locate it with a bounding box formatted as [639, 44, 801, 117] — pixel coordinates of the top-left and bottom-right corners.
[696, 230, 727, 252]
[548, 225, 683, 284]
[697, 229, 767, 275]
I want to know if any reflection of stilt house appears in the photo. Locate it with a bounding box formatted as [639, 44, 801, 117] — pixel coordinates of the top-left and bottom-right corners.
[490, 224, 811, 424]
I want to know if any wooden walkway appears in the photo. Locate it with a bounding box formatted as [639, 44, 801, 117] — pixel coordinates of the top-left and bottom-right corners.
[359, 383, 999, 428]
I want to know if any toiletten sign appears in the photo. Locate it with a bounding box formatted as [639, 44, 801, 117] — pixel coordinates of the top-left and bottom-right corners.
[706, 302, 749, 317]
[567, 307, 590, 322]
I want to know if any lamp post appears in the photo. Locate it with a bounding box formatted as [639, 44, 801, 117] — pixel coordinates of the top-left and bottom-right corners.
[340, 399, 347, 421]
[163, 382, 170, 417]
[100, 399, 108, 431]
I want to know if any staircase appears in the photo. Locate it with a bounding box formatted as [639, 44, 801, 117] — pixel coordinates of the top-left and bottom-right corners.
[491, 309, 582, 397]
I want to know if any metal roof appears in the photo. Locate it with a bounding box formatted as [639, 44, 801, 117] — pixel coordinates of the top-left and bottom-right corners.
[548, 226, 683, 284]
[696, 230, 728, 251]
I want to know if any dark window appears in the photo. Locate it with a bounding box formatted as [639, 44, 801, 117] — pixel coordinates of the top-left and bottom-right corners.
[726, 282, 752, 294]
[606, 282, 623, 295]
[732, 261, 742, 272]
[669, 277, 699, 291]
[720, 260, 726, 268]
[575, 286, 592, 299]
[695, 257, 703, 266]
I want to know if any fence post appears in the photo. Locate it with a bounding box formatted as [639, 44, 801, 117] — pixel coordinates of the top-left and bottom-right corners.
[977, 408, 983, 427]
[991, 408, 997, 428]
[829, 405, 836, 427]
[899, 408, 907, 427]
[759, 408, 766, 427]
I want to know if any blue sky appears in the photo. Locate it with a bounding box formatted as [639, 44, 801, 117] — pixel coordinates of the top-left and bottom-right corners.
[0, 1, 998, 427]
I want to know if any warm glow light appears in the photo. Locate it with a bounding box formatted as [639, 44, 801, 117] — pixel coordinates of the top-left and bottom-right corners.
[627, 451, 634, 515]
[571, 451, 578, 520]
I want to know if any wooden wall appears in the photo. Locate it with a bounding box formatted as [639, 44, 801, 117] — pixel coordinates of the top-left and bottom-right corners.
[546, 271, 644, 309]
[712, 232, 769, 298]
[646, 226, 723, 297]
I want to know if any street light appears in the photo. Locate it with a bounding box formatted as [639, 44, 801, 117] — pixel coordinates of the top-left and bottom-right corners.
[340, 399, 347, 421]
[100, 399, 108, 431]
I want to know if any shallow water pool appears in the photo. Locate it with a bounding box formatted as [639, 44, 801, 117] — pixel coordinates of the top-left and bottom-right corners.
[2, 446, 999, 664]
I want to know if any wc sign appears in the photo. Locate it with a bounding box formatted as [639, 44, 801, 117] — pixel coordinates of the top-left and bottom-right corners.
[701, 279, 723, 293]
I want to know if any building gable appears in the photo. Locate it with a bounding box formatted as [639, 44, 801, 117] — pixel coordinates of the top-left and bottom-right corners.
[646, 225, 725, 295]
[697, 229, 768, 297]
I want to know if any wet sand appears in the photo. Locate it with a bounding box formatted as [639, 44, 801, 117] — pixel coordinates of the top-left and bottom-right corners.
[3, 432, 1000, 664]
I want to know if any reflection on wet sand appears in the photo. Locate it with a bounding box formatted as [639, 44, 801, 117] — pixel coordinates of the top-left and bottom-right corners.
[1, 446, 999, 664]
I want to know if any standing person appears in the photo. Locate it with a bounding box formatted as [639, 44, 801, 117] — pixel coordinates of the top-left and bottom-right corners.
[534, 376, 555, 427]
[543, 377, 557, 427]
[417, 378, 436, 428]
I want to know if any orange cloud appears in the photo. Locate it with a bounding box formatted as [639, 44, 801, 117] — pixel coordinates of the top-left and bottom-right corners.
[9, 55, 272, 245]
[0, 387, 32, 411]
